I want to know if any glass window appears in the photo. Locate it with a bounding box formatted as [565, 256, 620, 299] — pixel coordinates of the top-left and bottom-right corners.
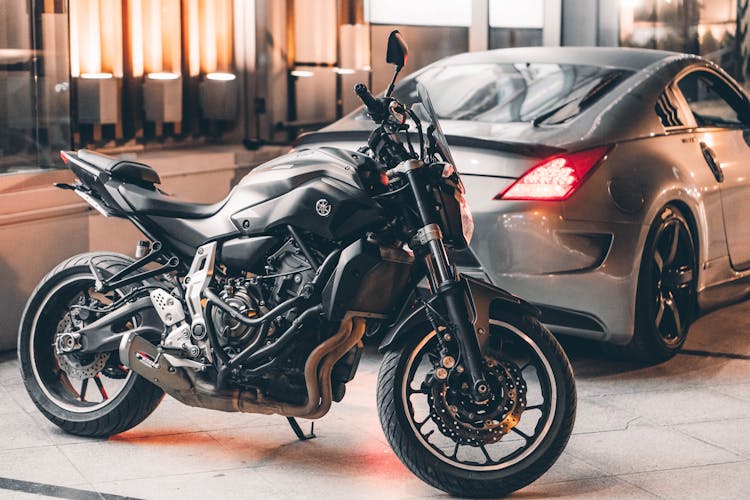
[677, 71, 749, 127]
[619, 1, 739, 78]
[488, 0, 544, 49]
[364, 0, 471, 27]
[389, 63, 631, 125]
[490, 0, 543, 29]
[0, 0, 71, 172]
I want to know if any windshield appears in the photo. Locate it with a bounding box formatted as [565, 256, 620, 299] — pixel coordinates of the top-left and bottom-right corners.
[416, 82, 455, 166]
[392, 63, 631, 125]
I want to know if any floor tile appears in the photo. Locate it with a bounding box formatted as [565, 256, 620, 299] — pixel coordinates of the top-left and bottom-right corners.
[0, 446, 87, 487]
[601, 387, 750, 426]
[565, 425, 742, 475]
[622, 461, 750, 500]
[675, 417, 750, 458]
[512, 476, 658, 499]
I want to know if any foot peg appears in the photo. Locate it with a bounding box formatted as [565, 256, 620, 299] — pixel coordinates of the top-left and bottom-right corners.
[287, 417, 315, 441]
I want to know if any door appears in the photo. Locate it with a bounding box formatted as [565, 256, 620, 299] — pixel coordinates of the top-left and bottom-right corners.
[675, 69, 750, 271]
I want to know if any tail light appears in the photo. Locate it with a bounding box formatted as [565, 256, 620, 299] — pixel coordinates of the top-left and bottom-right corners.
[496, 146, 611, 201]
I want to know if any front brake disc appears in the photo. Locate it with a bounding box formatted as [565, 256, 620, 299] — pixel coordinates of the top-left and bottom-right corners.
[428, 358, 527, 446]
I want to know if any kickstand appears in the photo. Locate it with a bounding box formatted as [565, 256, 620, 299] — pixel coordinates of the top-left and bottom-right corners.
[287, 417, 316, 441]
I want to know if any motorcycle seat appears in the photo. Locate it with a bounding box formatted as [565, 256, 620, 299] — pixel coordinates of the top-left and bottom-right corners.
[78, 149, 161, 188]
[117, 182, 230, 219]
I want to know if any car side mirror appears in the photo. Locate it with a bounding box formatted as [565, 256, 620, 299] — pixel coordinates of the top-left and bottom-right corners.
[386, 30, 408, 68]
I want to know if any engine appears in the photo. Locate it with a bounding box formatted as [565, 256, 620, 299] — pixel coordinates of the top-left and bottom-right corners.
[209, 237, 321, 403]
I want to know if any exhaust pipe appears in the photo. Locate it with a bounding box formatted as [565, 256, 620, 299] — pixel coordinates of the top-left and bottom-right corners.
[119, 314, 366, 418]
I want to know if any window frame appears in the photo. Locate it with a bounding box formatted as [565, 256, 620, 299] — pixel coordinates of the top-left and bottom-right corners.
[670, 66, 750, 131]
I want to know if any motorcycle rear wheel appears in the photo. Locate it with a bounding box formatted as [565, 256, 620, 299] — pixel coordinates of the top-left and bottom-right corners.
[376, 312, 575, 497]
[18, 252, 164, 437]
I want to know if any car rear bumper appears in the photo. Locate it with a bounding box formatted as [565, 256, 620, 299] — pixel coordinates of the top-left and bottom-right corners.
[465, 186, 646, 345]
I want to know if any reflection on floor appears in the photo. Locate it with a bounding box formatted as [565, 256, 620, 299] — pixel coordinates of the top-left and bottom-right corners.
[1, 298, 749, 499]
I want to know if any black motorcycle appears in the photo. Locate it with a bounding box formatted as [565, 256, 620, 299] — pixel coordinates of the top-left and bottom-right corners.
[18, 31, 575, 497]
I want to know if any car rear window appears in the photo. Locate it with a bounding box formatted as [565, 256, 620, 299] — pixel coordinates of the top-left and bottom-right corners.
[389, 63, 632, 125]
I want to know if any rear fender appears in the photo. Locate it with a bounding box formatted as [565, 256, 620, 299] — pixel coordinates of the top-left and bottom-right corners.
[378, 274, 539, 352]
[60, 151, 125, 217]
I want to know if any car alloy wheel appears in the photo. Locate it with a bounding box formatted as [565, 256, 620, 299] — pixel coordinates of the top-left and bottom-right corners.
[649, 208, 696, 347]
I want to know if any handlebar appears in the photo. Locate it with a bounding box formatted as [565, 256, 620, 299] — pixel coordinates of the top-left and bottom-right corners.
[354, 83, 388, 122]
[355, 82, 413, 169]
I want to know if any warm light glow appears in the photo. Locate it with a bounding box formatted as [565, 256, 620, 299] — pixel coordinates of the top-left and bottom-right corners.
[185, 0, 234, 77]
[80, 72, 114, 79]
[186, 0, 201, 77]
[148, 72, 181, 80]
[206, 72, 236, 81]
[100, 0, 123, 77]
[339, 24, 370, 71]
[161, 0, 182, 75]
[128, 0, 143, 77]
[334, 68, 357, 75]
[69, 0, 98, 77]
[69, 0, 123, 78]
[291, 70, 315, 78]
[144, 0, 163, 74]
[127, 0, 181, 77]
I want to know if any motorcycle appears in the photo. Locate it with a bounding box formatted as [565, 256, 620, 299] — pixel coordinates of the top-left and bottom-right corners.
[18, 31, 575, 497]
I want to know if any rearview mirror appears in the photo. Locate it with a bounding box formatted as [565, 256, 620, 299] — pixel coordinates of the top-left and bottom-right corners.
[386, 30, 408, 68]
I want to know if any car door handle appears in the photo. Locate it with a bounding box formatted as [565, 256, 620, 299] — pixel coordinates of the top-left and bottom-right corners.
[700, 142, 724, 182]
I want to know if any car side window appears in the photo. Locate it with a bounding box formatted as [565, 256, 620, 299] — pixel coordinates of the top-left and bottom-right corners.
[677, 71, 749, 129]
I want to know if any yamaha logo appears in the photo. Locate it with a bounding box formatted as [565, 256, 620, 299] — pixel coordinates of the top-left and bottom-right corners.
[315, 198, 332, 217]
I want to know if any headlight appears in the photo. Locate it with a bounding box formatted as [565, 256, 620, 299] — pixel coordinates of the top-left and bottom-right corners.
[443, 163, 473, 245]
[457, 192, 474, 245]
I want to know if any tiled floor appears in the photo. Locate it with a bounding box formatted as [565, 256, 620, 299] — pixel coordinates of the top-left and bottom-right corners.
[1, 299, 749, 499]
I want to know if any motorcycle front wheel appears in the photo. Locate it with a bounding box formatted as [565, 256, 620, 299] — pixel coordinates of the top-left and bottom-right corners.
[377, 312, 576, 498]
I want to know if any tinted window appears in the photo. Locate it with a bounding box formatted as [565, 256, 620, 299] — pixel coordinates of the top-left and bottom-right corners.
[389, 63, 632, 125]
[677, 71, 748, 128]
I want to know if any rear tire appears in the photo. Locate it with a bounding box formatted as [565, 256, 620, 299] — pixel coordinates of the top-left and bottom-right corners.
[18, 252, 164, 438]
[377, 312, 575, 497]
[618, 204, 698, 364]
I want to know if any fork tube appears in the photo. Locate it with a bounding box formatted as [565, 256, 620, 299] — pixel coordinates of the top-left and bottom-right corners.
[406, 169, 454, 284]
[406, 169, 489, 400]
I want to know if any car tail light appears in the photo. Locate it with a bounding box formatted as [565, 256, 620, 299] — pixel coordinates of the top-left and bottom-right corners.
[496, 146, 611, 201]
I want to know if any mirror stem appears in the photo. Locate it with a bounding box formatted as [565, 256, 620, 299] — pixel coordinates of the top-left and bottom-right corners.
[385, 66, 402, 98]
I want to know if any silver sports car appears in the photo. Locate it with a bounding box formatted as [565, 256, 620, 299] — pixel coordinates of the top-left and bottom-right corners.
[297, 46, 750, 362]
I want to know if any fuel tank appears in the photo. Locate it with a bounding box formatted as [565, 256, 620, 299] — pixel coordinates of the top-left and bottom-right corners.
[230, 147, 386, 241]
[142, 147, 386, 256]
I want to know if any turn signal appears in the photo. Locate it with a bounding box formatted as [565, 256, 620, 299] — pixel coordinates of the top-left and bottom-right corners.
[496, 146, 611, 201]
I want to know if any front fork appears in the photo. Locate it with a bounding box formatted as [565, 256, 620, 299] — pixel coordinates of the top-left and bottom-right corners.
[406, 168, 490, 401]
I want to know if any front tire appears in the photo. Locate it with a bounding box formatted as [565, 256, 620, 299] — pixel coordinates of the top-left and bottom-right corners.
[377, 312, 575, 498]
[18, 252, 164, 438]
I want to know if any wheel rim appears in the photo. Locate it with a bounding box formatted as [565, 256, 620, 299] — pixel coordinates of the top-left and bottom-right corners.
[400, 320, 557, 471]
[29, 275, 135, 413]
[650, 216, 696, 346]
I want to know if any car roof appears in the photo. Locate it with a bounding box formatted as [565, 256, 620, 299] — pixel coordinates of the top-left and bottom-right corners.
[434, 46, 692, 71]
[305, 47, 709, 154]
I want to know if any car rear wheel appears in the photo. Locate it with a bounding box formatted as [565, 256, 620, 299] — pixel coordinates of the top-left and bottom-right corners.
[621, 204, 697, 363]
